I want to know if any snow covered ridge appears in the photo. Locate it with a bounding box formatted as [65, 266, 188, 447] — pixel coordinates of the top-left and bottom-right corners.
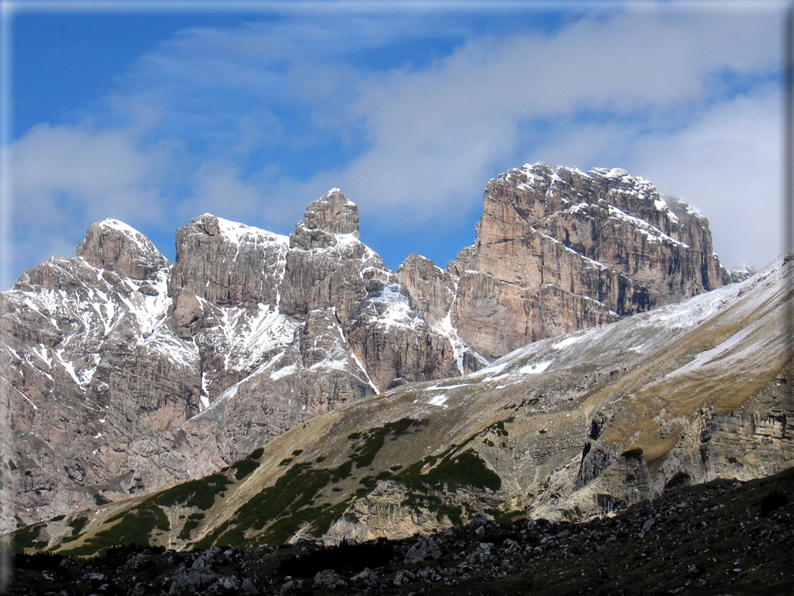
[510, 163, 687, 223]
[2, 168, 731, 408]
[5, 262, 180, 392]
[96, 218, 156, 245]
[215, 216, 289, 247]
[2, 187, 473, 420]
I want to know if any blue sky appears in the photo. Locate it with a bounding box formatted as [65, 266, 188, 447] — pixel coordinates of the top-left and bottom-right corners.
[0, 0, 788, 289]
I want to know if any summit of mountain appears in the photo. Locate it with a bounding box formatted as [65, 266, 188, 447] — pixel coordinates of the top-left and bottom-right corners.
[439, 163, 729, 359]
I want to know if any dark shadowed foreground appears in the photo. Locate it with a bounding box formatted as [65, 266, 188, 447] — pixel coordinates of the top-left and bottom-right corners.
[7, 466, 793, 595]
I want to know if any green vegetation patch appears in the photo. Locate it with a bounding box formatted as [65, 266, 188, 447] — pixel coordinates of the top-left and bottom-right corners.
[258, 499, 353, 545]
[230, 458, 260, 481]
[11, 522, 47, 553]
[93, 493, 111, 506]
[212, 452, 387, 547]
[218, 463, 333, 545]
[330, 460, 353, 482]
[195, 420, 424, 548]
[358, 475, 378, 490]
[68, 516, 88, 536]
[60, 502, 169, 557]
[151, 472, 230, 510]
[348, 418, 420, 469]
[397, 449, 501, 493]
[58, 516, 89, 544]
[178, 513, 205, 541]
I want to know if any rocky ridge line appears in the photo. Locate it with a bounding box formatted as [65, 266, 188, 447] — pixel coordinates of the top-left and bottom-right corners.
[1, 164, 732, 529]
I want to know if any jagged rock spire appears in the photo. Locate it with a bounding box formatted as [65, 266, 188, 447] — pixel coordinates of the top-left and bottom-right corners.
[76, 219, 168, 280]
[290, 189, 360, 250]
[303, 188, 360, 235]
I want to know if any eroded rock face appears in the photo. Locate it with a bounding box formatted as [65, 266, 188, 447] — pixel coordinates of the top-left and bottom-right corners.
[432, 164, 730, 360]
[169, 214, 288, 307]
[76, 219, 169, 281]
[1, 254, 201, 529]
[280, 191, 382, 322]
[396, 255, 455, 327]
[1, 191, 473, 527]
[290, 188, 361, 248]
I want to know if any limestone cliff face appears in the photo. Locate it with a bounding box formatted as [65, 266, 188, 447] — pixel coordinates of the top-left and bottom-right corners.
[169, 214, 287, 308]
[428, 164, 730, 360]
[76, 219, 169, 281]
[1, 190, 476, 528]
[280, 190, 381, 322]
[1, 164, 734, 530]
[1, 245, 201, 530]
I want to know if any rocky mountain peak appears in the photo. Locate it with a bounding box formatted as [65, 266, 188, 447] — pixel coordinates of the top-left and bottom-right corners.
[191, 213, 222, 236]
[290, 189, 360, 250]
[169, 214, 288, 308]
[75, 218, 169, 280]
[442, 162, 729, 360]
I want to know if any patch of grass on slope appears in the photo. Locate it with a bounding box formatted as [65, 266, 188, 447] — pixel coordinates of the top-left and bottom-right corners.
[208, 418, 423, 547]
[151, 473, 230, 510]
[59, 502, 170, 557]
[230, 459, 260, 481]
[397, 448, 501, 492]
[10, 522, 48, 554]
[213, 462, 333, 546]
[177, 512, 206, 541]
[57, 470, 233, 557]
[349, 418, 418, 468]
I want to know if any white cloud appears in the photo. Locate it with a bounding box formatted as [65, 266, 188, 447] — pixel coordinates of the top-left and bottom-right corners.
[291, 9, 782, 253]
[630, 87, 782, 269]
[4, 6, 785, 284]
[523, 84, 781, 270]
[183, 162, 304, 228]
[11, 123, 168, 218]
[6, 123, 176, 273]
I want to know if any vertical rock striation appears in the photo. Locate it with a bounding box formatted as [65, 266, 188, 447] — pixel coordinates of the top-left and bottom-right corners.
[410, 164, 729, 360]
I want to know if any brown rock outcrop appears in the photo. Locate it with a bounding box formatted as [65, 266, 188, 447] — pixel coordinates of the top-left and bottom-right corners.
[436, 164, 729, 360]
[289, 188, 361, 248]
[76, 219, 169, 280]
[280, 190, 383, 322]
[169, 214, 288, 307]
[396, 255, 455, 327]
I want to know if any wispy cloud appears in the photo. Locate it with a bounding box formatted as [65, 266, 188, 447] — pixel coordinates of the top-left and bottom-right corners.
[9, 122, 175, 264]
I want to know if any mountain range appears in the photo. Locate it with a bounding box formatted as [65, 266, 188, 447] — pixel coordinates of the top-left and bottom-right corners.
[3, 163, 787, 555]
